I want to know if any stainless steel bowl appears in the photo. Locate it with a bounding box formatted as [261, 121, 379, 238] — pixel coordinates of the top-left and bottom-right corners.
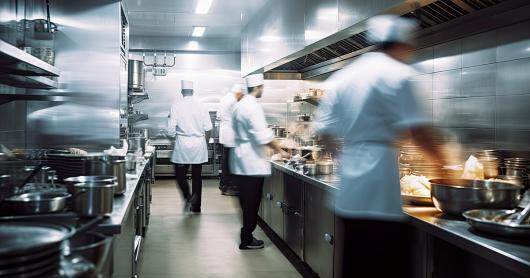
[3, 191, 71, 214]
[430, 179, 522, 216]
[64, 231, 112, 270]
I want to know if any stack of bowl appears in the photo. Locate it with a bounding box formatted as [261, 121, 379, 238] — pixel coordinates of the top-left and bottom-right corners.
[504, 158, 530, 187]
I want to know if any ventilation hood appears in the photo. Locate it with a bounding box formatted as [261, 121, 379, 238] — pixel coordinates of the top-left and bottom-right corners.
[266, 0, 521, 79]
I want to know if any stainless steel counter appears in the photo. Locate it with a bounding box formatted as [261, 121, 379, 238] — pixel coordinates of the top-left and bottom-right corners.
[270, 160, 530, 277]
[94, 152, 152, 234]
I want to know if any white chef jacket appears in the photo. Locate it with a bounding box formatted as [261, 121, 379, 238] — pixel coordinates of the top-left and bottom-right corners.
[230, 95, 274, 176]
[217, 93, 237, 148]
[313, 52, 429, 221]
[167, 96, 213, 164]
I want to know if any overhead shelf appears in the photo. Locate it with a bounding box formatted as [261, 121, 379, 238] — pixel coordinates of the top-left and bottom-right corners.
[0, 40, 60, 77]
[293, 97, 320, 106]
[129, 92, 149, 104]
[129, 113, 149, 123]
[0, 93, 71, 105]
[0, 74, 58, 89]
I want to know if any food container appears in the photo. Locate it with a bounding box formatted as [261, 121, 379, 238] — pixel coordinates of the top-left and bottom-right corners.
[303, 164, 317, 176]
[430, 179, 522, 216]
[73, 182, 117, 217]
[317, 160, 334, 175]
[125, 154, 137, 173]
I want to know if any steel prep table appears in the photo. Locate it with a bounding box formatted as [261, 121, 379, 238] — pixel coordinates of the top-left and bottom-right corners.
[266, 161, 530, 278]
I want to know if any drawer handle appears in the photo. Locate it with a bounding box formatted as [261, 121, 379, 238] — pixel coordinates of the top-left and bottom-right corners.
[276, 201, 283, 208]
[266, 193, 273, 200]
[324, 233, 333, 244]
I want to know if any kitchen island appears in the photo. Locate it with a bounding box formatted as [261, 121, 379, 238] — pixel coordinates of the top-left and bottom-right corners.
[265, 161, 530, 278]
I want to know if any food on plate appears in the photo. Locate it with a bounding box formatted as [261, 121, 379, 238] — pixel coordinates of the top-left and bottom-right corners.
[400, 174, 431, 197]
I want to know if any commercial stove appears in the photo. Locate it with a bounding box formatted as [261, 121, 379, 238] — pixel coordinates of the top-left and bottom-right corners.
[150, 138, 218, 177]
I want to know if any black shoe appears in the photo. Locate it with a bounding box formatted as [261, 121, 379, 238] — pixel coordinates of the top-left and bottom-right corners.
[190, 207, 201, 214]
[239, 238, 264, 250]
[221, 188, 239, 196]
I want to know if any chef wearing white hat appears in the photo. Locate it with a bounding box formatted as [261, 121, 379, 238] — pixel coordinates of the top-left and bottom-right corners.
[167, 80, 213, 213]
[230, 73, 289, 250]
[312, 15, 449, 277]
[217, 83, 245, 196]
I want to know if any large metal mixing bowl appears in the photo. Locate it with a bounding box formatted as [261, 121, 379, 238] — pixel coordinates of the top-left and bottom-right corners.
[430, 179, 522, 216]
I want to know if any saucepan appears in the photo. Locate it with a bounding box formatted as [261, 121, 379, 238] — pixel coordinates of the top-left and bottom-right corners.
[2, 191, 71, 214]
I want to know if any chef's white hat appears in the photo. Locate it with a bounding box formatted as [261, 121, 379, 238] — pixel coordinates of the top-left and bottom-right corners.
[231, 83, 244, 93]
[245, 74, 264, 88]
[181, 80, 193, 90]
[366, 15, 417, 44]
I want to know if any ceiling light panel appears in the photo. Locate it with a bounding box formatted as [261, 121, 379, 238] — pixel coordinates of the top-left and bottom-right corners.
[192, 26, 206, 37]
[195, 0, 213, 14]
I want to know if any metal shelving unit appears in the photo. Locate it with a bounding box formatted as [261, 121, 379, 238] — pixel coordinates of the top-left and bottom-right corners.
[129, 92, 149, 104]
[129, 113, 149, 124]
[0, 40, 60, 90]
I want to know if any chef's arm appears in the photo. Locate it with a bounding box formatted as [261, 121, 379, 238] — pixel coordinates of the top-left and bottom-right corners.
[409, 126, 447, 164]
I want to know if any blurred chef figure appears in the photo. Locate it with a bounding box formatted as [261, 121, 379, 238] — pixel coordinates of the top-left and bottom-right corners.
[313, 15, 448, 277]
[217, 83, 245, 196]
[231, 74, 289, 250]
[168, 80, 213, 213]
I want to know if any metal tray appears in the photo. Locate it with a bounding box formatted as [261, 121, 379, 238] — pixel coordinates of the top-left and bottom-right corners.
[463, 209, 530, 239]
[401, 194, 433, 206]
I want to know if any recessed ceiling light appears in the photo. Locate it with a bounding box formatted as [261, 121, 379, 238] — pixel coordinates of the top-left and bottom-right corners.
[192, 26, 206, 37]
[195, 0, 213, 14]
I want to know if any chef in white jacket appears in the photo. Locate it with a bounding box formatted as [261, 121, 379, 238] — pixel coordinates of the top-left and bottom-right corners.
[230, 74, 288, 250]
[313, 15, 448, 277]
[168, 80, 213, 213]
[217, 84, 245, 196]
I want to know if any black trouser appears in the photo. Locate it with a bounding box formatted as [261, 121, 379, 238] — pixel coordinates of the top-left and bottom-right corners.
[233, 175, 264, 244]
[341, 217, 412, 278]
[220, 146, 233, 190]
[174, 164, 203, 209]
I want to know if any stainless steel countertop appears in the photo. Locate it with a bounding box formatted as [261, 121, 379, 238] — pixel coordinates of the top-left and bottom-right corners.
[271, 160, 530, 277]
[95, 152, 153, 234]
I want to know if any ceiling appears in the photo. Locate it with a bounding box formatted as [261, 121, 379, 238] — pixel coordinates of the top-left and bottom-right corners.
[125, 0, 269, 39]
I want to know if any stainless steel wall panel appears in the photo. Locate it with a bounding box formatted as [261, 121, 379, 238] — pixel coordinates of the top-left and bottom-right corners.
[496, 21, 530, 63]
[410, 47, 434, 74]
[462, 30, 497, 68]
[433, 69, 461, 99]
[0, 131, 25, 149]
[454, 128, 495, 147]
[422, 100, 433, 123]
[496, 94, 530, 130]
[495, 129, 530, 150]
[305, 0, 339, 46]
[457, 97, 495, 129]
[433, 39, 462, 72]
[410, 74, 433, 101]
[496, 58, 530, 96]
[461, 64, 496, 97]
[338, 0, 401, 31]
[433, 99, 459, 127]
[26, 0, 122, 151]
[0, 101, 26, 132]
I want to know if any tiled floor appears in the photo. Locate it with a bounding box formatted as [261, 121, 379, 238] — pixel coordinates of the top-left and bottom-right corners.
[138, 178, 301, 278]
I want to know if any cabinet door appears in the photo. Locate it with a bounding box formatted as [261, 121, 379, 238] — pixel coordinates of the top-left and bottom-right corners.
[284, 174, 304, 258]
[260, 176, 272, 223]
[304, 184, 334, 278]
[270, 169, 285, 238]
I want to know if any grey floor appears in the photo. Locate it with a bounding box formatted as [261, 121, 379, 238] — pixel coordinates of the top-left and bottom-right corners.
[138, 178, 302, 278]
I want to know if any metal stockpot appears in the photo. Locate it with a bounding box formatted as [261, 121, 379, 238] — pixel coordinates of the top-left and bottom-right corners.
[64, 175, 117, 195]
[317, 160, 334, 175]
[73, 182, 117, 218]
[128, 137, 146, 154]
[110, 160, 126, 195]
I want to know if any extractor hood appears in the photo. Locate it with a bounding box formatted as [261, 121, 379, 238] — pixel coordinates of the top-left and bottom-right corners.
[268, 0, 511, 77]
